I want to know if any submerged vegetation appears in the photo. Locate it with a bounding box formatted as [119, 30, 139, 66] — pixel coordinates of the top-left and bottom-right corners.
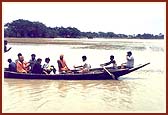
[4, 19, 164, 39]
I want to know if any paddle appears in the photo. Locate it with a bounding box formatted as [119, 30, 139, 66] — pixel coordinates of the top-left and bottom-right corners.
[101, 65, 116, 80]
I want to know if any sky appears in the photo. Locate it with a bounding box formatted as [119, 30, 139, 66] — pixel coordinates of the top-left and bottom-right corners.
[2, 2, 166, 35]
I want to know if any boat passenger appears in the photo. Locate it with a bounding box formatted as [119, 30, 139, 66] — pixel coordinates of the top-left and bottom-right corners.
[43, 57, 56, 74]
[100, 55, 117, 69]
[57, 54, 71, 73]
[7, 58, 16, 72]
[74, 55, 91, 73]
[32, 58, 43, 74]
[15, 53, 22, 63]
[121, 51, 134, 69]
[16, 56, 30, 73]
[29, 54, 36, 72]
[4, 40, 12, 53]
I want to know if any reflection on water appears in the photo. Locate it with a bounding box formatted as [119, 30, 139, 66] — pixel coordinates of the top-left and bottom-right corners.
[3, 39, 166, 113]
[3, 79, 134, 113]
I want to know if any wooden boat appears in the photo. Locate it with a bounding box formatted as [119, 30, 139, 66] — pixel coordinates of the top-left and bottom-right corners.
[4, 63, 150, 80]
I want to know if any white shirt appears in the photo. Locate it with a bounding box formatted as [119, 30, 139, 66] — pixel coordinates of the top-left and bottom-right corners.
[43, 63, 50, 69]
[82, 60, 91, 69]
[126, 55, 134, 68]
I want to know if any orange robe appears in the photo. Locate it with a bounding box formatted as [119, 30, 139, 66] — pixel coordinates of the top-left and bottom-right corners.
[57, 60, 69, 72]
[16, 61, 30, 73]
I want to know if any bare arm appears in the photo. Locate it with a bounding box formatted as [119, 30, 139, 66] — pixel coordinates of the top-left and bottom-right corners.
[74, 65, 83, 68]
[4, 46, 12, 53]
[100, 61, 112, 66]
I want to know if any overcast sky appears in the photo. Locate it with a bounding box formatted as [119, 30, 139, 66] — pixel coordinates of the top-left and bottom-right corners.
[2, 2, 166, 35]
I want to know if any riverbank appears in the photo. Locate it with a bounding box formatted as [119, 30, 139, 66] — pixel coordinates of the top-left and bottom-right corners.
[4, 38, 90, 45]
[4, 37, 162, 45]
[4, 37, 130, 45]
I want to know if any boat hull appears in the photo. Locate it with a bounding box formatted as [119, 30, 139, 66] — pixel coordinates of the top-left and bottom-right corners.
[4, 71, 114, 80]
[4, 63, 150, 80]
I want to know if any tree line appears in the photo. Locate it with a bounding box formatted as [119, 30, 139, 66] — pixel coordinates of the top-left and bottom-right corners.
[4, 19, 164, 39]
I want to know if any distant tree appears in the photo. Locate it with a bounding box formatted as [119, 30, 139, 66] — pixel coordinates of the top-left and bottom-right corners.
[4, 19, 48, 38]
[4, 19, 164, 39]
[98, 32, 107, 38]
[106, 32, 115, 38]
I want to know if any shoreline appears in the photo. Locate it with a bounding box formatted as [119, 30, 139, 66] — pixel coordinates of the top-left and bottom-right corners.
[4, 38, 90, 45]
[4, 38, 163, 45]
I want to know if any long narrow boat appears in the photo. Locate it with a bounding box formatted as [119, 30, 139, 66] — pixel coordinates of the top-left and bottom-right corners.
[4, 63, 150, 80]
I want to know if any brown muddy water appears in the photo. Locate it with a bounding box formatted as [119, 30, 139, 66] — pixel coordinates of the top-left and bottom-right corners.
[2, 38, 166, 113]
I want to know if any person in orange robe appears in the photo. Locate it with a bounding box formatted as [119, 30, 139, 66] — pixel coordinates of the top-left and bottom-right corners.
[57, 54, 71, 73]
[16, 56, 30, 73]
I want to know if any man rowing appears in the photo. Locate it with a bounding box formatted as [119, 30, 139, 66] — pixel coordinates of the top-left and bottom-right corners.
[73, 55, 91, 73]
[100, 55, 117, 69]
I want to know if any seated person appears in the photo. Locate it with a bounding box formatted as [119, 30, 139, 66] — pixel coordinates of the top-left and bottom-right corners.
[100, 55, 117, 69]
[74, 55, 91, 73]
[32, 58, 43, 74]
[15, 53, 22, 63]
[43, 57, 56, 74]
[7, 58, 16, 72]
[29, 54, 36, 72]
[57, 54, 71, 73]
[121, 51, 134, 69]
[16, 56, 30, 73]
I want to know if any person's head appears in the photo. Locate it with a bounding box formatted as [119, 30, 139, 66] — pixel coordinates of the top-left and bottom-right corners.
[4, 40, 8, 45]
[110, 55, 114, 61]
[127, 51, 132, 56]
[37, 58, 42, 64]
[60, 54, 64, 60]
[19, 56, 24, 62]
[45, 57, 50, 63]
[82, 56, 87, 61]
[31, 54, 36, 60]
[17, 53, 22, 57]
[8, 59, 12, 63]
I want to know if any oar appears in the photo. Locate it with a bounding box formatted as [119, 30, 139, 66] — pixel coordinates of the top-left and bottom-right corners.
[101, 65, 116, 80]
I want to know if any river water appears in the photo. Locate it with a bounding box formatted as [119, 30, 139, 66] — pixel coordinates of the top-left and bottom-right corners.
[2, 38, 166, 113]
